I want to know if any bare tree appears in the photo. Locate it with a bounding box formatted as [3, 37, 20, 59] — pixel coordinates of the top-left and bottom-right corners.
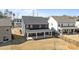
[4, 9, 9, 17]
[0, 11, 3, 18]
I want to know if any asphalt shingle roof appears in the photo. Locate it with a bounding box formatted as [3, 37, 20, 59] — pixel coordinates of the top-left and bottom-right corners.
[22, 16, 48, 24]
[52, 16, 76, 23]
[0, 18, 12, 26]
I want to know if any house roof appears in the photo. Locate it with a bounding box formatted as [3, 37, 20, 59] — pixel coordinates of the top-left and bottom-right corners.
[0, 18, 12, 26]
[52, 16, 76, 23]
[76, 16, 79, 21]
[22, 16, 48, 24]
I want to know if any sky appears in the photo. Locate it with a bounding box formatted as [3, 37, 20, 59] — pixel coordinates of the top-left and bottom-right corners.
[1, 9, 79, 18]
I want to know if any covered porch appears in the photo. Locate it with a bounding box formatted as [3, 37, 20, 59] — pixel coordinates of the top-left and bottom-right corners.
[25, 29, 53, 40]
[58, 27, 78, 35]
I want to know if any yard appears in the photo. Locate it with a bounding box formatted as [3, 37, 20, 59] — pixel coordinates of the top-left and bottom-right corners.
[63, 34, 79, 42]
[0, 36, 78, 50]
[0, 28, 79, 50]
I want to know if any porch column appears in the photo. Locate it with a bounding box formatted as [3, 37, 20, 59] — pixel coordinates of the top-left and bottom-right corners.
[30, 25, 32, 28]
[36, 32, 37, 39]
[70, 29, 71, 33]
[51, 32, 52, 37]
[60, 29, 63, 35]
[44, 32, 45, 38]
[68, 29, 70, 34]
[39, 25, 41, 28]
[73, 29, 75, 34]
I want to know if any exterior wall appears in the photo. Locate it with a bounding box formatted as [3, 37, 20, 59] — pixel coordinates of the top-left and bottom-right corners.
[48, 17, 58, 31]
[14, 22, 22, 27]
[48, 17, 77, 34]
[13, 19, 22, 27]
[58, 22, 75, 27]
[22, 17, 59, 40]
[25, 24, 48, 30]
[58, 22, 76, 34]
[21, 19, 26, 36]
[0, 26, 11, 42]
[75, 21, 79, 28]
[26, 29, 53, 40]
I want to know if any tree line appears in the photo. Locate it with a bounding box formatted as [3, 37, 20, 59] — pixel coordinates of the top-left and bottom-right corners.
[0, 9, 15, 18]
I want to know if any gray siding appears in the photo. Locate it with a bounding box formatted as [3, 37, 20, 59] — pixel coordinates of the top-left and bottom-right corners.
[0, 26, 11, 42]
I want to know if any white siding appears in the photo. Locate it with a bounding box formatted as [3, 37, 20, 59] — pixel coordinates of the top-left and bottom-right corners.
[21, 19, 26, 36]
[76, 21, 79, 28]
[48, 17, 58, 31]
[59, 23, 74, 27]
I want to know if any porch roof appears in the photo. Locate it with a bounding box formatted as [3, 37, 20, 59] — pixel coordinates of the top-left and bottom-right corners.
[58, 27, 78, 30]
[26, 29, 53, 33]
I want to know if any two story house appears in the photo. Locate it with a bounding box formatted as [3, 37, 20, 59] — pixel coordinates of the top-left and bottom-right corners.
[21, 16, 55, 40]
[0, 18, 12, 42]
[48, 16, 77, 35]
[75, 16, 79, 33]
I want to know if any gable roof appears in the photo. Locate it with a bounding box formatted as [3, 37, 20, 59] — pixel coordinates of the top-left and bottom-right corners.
[22, 16, 48, 24]
[52, 16, 76, 23]
[0, 18, 12, 26]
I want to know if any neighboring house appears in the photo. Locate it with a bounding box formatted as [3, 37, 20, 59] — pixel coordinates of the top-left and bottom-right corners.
[75, 17, 79, 33]
[0, 18, 12, 42]
[48, 16, 78, 34]
[21, 16, 56, 40]
[75, 17, 79, 28]
[13, 18, 22, 27]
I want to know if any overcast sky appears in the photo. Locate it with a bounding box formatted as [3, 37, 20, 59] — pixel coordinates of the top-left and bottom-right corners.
[1, 9, 79, 18]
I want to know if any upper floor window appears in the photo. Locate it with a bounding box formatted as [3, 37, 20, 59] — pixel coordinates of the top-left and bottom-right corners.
[17, 19, 22, 22]
[68, 24, 69, 26]
[19, 20, 22, 22]
[41, 24, 48, 29]
[17, 20, 19, 22]
[20, 29, 22, 34]
[25, 24, 48, 30]
[58, 24, 60, 27]
[61, 24, 63, 27]
[46, 24, 48, 29]
[6, 29, 9, 31]
[28, 25, 30, 28]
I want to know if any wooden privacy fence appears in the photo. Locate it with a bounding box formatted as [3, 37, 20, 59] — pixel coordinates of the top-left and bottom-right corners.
[60, 36, 79, 47]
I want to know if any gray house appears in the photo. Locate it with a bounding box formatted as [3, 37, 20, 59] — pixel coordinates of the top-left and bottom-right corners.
[21, 16, 55, 40]
[0, 18, 12, 42]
